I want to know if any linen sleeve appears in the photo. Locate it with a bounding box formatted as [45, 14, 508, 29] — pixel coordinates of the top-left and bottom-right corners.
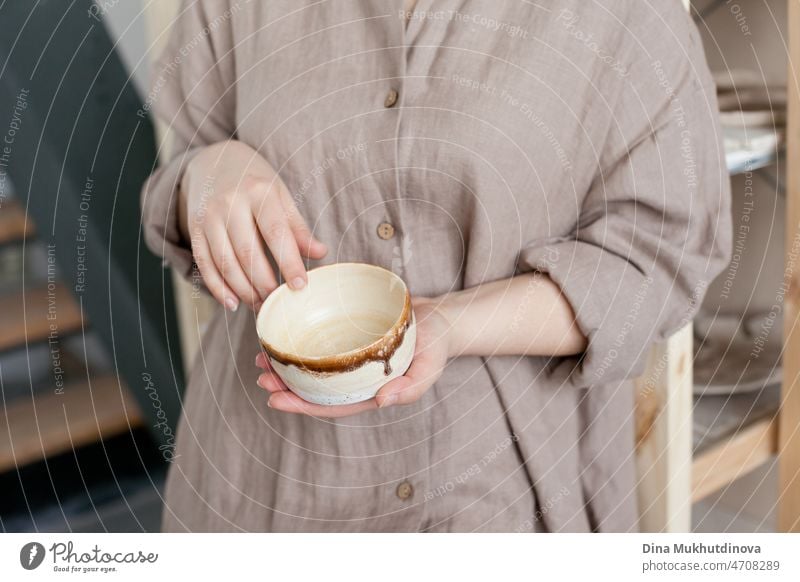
[140, 0, 237, 280]
[518, 19, 732, 387]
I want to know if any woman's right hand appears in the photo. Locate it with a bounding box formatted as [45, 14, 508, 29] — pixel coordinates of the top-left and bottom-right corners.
[179, 140, 327, 312]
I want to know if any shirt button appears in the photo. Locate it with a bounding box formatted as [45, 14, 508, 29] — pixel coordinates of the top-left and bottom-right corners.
[377, 222, 395, 240]
[384, 88, 399, 108]
[396, 481, 413, 500]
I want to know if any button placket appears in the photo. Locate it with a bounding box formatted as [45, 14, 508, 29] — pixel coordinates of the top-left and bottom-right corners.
[371, 7, 426, 530]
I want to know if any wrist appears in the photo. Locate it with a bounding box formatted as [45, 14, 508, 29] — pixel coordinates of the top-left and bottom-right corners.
[413, 294, 461, 358]
[178, 149, 207, 243]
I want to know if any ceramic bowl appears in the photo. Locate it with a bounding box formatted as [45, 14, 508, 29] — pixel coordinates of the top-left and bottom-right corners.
[256, 263, 416, 405]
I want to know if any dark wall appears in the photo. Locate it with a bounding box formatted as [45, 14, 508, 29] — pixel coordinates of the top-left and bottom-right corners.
[0, 0, 184, 447]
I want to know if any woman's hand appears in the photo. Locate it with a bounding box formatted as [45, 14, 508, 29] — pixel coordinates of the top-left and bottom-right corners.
[255, 297, 453, 417]
[180, 140, 328, 312]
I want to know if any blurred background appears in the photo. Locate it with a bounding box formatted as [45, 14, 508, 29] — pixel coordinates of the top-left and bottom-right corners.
[0, 0, 795, 532]
[0, 0, 183, 532]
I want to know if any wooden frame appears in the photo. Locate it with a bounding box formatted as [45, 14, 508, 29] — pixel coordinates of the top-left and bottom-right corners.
[635, 325, 694, 532]
[693, 418, 778, 502]
[778, 0, 800, 534]
[636, 0, 800, 533]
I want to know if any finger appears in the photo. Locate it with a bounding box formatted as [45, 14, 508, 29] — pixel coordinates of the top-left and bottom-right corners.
[375, 376, 423, 408]
[280, 193, 327, 259]
[191, 234, 240, 311]
[375, 350, 439, 407]
[257, 372, 289, 393]
[255, 352, 273, 370]
[229, 208, 278, 300]
[254, 208, 309, 291]
[206, 221, 262, 308]
[268, 391, 378, 417]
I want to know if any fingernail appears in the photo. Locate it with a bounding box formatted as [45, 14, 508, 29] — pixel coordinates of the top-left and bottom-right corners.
[379, 393, 397, 408]
[267, 396, 274, 408]
[225, 297, 239, 312]
[290, 277, 306, 290]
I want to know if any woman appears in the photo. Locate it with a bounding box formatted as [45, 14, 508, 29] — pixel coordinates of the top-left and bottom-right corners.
[142, 0, 731, 532]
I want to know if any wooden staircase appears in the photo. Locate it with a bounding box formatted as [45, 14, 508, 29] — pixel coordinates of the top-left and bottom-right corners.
[0, 202, 142, 473]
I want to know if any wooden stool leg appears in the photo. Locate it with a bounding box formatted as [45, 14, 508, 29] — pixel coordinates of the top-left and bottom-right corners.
[779, 2, 800, 530]
[635, 324, 693, 532]
[778, 333, 800, 533]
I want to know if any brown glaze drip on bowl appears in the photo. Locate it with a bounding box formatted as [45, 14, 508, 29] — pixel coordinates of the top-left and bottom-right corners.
[261, 291, 413, 376]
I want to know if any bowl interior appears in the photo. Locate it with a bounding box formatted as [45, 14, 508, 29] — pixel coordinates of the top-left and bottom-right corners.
[257, 264, 407, 360]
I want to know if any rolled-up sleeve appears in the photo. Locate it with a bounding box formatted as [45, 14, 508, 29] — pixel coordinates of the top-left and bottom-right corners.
[140, 0, 237, 280]
[519, 22, 732, 387]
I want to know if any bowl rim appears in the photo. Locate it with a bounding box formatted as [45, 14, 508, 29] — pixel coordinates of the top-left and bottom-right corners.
[255, 262, 412, 373]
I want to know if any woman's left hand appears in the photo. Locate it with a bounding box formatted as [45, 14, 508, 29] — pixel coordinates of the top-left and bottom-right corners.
[255, 298, 452, 418]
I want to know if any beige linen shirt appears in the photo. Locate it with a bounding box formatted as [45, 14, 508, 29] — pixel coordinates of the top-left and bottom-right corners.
[142, 0, 731, 532]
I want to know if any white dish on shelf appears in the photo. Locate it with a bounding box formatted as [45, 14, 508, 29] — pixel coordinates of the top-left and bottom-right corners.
[724, 125, 783, 174]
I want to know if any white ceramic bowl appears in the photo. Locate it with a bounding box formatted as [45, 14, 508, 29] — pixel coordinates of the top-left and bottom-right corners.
[256, 263, 416, 405]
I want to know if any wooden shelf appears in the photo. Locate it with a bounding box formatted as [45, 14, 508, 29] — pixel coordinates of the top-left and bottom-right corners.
[0, 213, 146, 475]
[0, 198, 33, 245]
[0, 284, 84, 352]
[692, 417, 778, 502]
[693, 384, 780, 454]
[0, 375, 143, 471]
[690, 385, 780, 502]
